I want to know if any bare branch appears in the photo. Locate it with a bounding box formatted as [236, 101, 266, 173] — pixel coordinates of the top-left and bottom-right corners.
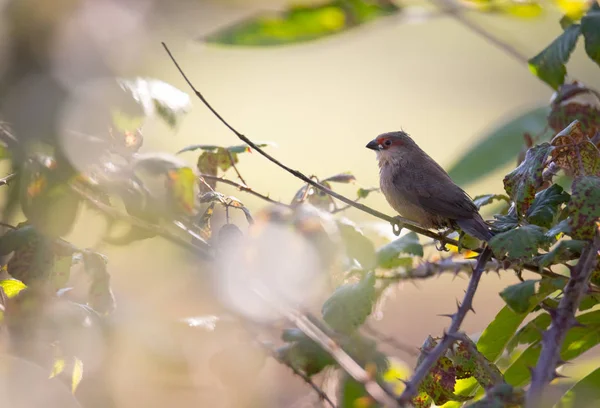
[199, 174, 289, 207]
[396, 246, 493, 405]
[0, 173, 15, 186]
[526, 232, 600, 408]
[226, 149, 248, 186]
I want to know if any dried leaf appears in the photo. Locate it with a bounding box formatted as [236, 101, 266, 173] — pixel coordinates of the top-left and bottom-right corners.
[503, 143, 554, 215]
[550, 120, 600, 176]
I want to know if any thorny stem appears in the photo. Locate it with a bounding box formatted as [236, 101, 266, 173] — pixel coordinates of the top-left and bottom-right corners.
[397, 246, 493, 405]
[526, 233, 600, 408]
[376, 256, 501, 282]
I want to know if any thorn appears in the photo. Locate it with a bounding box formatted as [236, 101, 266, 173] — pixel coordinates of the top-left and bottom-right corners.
[469, 304, 476, 314]
[555, 358, 568, 367]
[438, 313, 455, 319]
[553, 371, 569, 380]
[456, 299, 462, 310]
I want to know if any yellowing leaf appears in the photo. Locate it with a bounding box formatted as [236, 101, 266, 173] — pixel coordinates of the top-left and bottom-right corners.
[503, 1, 544, 18]
[383, 358, 412, 394]
[72, 357, 83, 394]
[0, 278, 27, 298]
[555, 0, 590, 20]
[49, 358, 66, 379]
[166, 167, 197, 215]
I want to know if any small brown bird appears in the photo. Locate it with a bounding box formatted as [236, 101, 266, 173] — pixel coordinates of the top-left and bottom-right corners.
[366, 131, 493, 242]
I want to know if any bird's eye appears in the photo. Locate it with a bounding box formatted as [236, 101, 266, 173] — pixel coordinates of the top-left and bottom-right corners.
[384, 139, 392, 147]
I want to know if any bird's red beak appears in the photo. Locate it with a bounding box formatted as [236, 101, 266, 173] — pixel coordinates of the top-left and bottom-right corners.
[366, 139, 382, 151]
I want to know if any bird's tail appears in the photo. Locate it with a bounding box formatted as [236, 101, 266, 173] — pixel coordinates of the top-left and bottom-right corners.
[456, 216, 495, 243]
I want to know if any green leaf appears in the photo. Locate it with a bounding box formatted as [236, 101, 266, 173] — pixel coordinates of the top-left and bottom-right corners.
[581, 4, 600, 68]
[500, 280, 538, 314]
[503, 143, 554, 215]
[203, 1, 399, 47]
[489, 225, 551, 262]
[447, 106, 551, 187]
[376, 231, 423, 269]
[567, 176, 600, 240]
[554, 367, 600, 408]
[546, 218, 572, 239]
[321, 272, 376, 334]
[505, 313, 552, 354]
[278, 329, 335, 376]
[117, 77, 191, 129]
[528, 24, 582, 89]
[472, 194, 510, 210]
[533, 239, 585, 267]
[477, 281, 558, 362]
[339, 374, 369, 408]
[20, 157, 81, 238]
[526, 184, 570, 228]
[357, 187, 378, 199]
[490, 206, 519, 232]
[336, 219, 377, 269]
[83, 252, 115, 315]
[450, 337, 503, 389]
[505, 309, 600, 387]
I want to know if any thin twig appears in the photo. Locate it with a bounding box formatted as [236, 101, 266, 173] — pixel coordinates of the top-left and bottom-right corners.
[226, 150, 248, 186]
[377, 256, 500, 282]
[526, 232, 600, 408]
[0, 173, 15, 186]
[71, 183, 213, 260]
[397, 246, 493, 405]
[363, 324, 419, 357]
[162, 42, 467, 247]
[199, 174, 289, 207]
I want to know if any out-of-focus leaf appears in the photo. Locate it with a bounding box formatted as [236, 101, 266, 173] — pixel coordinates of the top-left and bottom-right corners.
[500, 280, 538, 314]
[466, 383, 525, 408]
[336, 219, 377, 269]
[166, 167, 197, 215]
[321, 272, 376, 335]
[49, 358, 66, 379]
[278, 329, 335, 376]
[473, 194, 510, 210]
[526, 184, 570, 228]
[550, 120, 600, 177]
[503, 143, 554, 215]
[382, 358, 412, 395]
[528, 24, 582, 89]
[581, 2, 600, 68]
[447, 106, 551, 187]
[0, 277, 27, 298]
[177, 142, 275, 155]
[555, 0, 590, 22]
[376, 232, 423, 269]
[83, 252, 115, 315]
[533, 239, 585, 267]
[0, 225, 37, 256]
[554, 366, 600, 408]
[203, 1, 399, 47]
[322, 172, 356, 184]
[71, 357, 83, 394]
[7, 234, 56, 285]
[357, 187, 378, 199]
[20, 157, 80, 238]
[49, 255, 73, 292]
[501, 1, 543, 18]
[567, 175, 600, 239]
[132, 153, 187, 175]
[117, 77, 191, 129]
[489, 225, 551, 262]
[195, 202, 216, 240]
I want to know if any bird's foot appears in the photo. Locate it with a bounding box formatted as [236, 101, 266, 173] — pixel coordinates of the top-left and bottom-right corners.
[391, 216, 404, 236]
[435, 228, 453, 252]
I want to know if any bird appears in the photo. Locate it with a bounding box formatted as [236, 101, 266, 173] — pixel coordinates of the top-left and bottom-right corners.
[366, 131, 493, 242]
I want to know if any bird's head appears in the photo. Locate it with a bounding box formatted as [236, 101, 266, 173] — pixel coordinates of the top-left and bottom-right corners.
[365, 131, 416, 162]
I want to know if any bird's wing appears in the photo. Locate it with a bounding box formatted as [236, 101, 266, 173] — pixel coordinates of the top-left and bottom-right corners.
[393, 156, 477, 220]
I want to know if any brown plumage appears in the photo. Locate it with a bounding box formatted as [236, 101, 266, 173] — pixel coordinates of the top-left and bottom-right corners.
[366, 131, 493, 242]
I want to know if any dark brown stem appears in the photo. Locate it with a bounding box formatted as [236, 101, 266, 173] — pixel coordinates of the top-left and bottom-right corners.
[226, 150, 248, 186]
[199, 174, 289, 207]
[526, 233, 600, 408]
[397, 246, 492, 405]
